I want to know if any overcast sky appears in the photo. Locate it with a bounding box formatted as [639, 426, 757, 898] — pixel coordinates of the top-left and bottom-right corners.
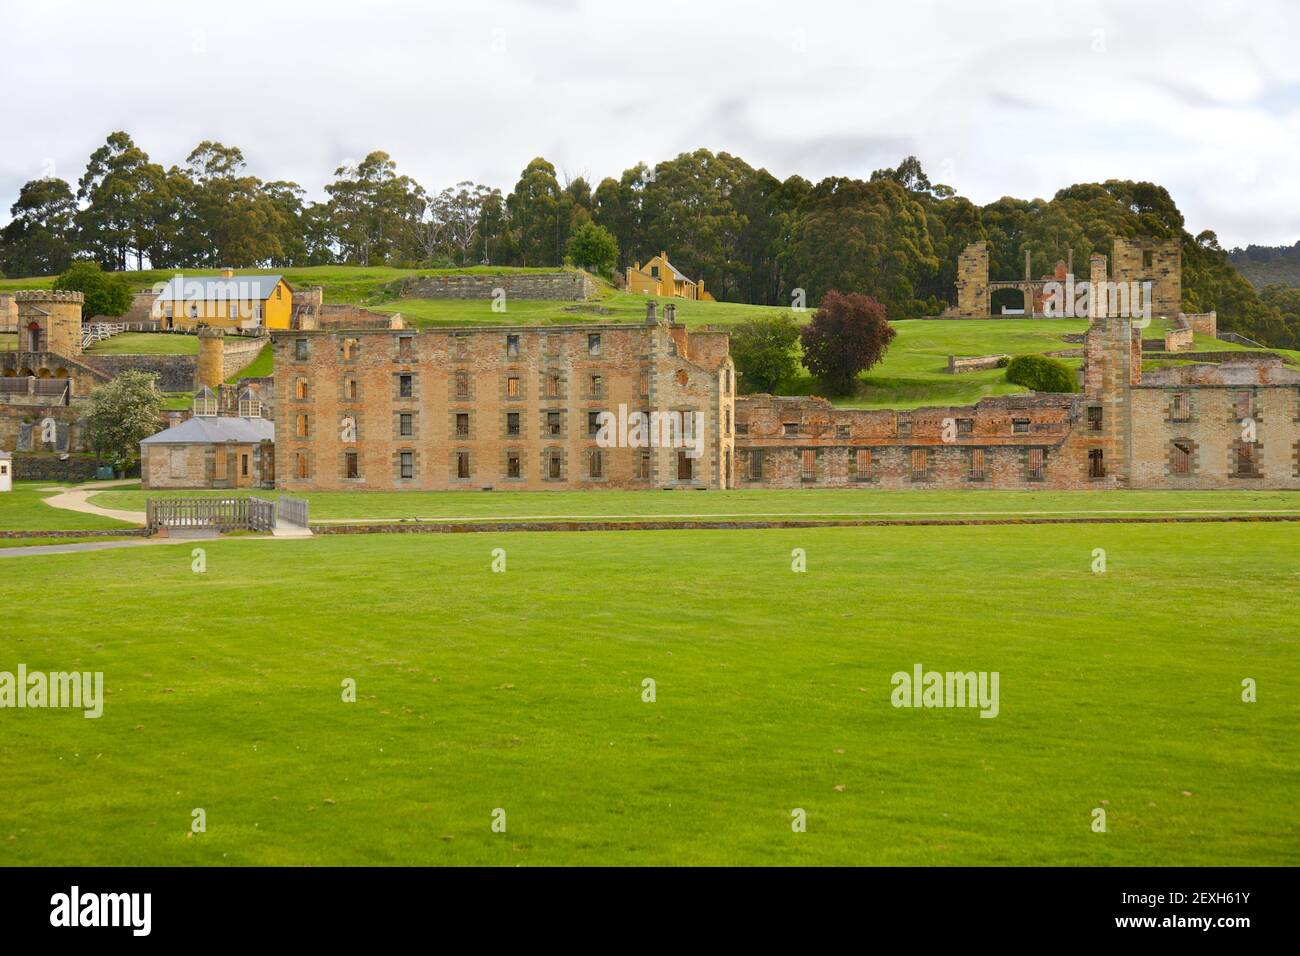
[2, 0, 1297, 248]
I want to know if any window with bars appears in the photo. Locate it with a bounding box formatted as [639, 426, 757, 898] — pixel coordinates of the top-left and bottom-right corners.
[1234, 443, 1259, 477]
[399, 451, 414, 480]
[749, 449, 763, 480]
[548, 451, 562, 479]
[1027, 447, 1045, 481]
[397, 336, 414, 360]
[546, 372, 561, 398]
[507, 452, 521, 479]
[677, 451, 694, 480]
[456, 451, 470, 479]
[1171, 440, 1193, 475]
[969, 447, 985, 481]
[398, 374, 413, 398]
[1088, 448, 1105, 479]
[801, 449, 817, 482]
[1087, 407, 1103, 431]
[1012, 419, 1029, 434]
[1171, 391, 1190, 421]
[456, 412, 469, 437]
[455, 371, 469, 400]
[589, 449, 603, 479]
[547, 411, 561, 436]
[910, 448, 927, 480]
[854, 448, 872, 480]
[506, 376, 520, 398]
[506, 412, 520, 437]
[1234, 391, 1255, 420]
[399, 413, 413, 437]
[344, 451, 358, 479]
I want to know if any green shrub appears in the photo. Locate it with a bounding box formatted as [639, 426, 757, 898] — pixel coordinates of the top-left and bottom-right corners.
[1005, 354, 1077, 393]
[995, 355, 1010, 368]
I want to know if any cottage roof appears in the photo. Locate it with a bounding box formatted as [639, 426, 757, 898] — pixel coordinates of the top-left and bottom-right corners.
[155, 274, 285, 303]
[140, 416, 274, 445]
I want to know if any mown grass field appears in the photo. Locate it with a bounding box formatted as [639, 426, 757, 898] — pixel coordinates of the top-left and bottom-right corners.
[0, 523, 1294, 866]
[86, 485, 1300, 523]
[0, 482, 138, 532]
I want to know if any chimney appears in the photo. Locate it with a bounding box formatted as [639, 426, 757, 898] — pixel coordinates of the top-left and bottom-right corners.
[664, 303, 677, 324]
[646, 299, 657, 324]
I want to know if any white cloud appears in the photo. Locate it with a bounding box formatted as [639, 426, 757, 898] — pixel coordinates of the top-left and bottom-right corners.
[1, 0, 1297, 247]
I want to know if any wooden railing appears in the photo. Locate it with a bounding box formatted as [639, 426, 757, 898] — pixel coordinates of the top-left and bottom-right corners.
[146, 496, 276, 533]
[276, 496, 309, 528]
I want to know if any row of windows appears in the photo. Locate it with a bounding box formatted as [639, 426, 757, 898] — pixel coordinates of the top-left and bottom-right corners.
[297, 449, 700, 483]
[296, 332, 609, 363]
[742, 446, 1060, 483]
[292, 408, 716, 440]
[292, 370, 657, 402]
[1168, 389, 1277, 422]
[773, 417, 1049, 439]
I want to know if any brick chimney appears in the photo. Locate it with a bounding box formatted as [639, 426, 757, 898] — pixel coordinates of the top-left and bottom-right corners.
[645, 299, 657, 324]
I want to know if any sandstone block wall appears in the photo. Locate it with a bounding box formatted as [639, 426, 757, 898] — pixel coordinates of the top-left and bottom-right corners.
[395, 271, 597, 301]
[272, 317, 733, 492]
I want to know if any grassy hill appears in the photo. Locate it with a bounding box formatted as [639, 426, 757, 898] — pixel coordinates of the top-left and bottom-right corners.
[3, 266, 1293, 409]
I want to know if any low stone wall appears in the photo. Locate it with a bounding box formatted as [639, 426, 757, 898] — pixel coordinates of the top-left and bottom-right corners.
[1183, 311, 1217, 338]
[11, 452, 102, 482]
[0, 528, 148, 540]
[947, 354, 1008, 373]
[1163, 325, 1195, 352]
[316, 305, 403, 330]
[221, 334, 269, 380]
[83, 354, 197, 392]
[81, 334, 266, 391]
[394, 271, 596, 301]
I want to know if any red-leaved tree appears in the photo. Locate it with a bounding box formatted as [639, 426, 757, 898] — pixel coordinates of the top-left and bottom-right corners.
[799, 290, 895, 395]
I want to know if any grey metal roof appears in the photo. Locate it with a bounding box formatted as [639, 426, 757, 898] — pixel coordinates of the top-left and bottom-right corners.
[155, 274, 285, 303]
[141, 416, 274, 445]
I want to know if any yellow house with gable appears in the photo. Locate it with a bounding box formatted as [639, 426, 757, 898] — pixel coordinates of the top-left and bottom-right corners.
[153, 268, 293, 331]
[626, 251, 714, 301]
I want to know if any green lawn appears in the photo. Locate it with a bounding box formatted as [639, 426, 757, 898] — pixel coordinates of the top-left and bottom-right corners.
[0, 481, 140, 531]
[0, 523, 1294, 865]
[85, 332, 198, 355]
[88, 485, 1300, 522]
[229, 343, 272, 380]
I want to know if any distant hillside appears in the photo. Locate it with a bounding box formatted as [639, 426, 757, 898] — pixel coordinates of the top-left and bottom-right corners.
[1229, 242, 1300, 288]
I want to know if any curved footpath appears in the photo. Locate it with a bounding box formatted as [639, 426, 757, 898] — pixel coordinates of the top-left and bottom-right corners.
[40, 479, 147, 525]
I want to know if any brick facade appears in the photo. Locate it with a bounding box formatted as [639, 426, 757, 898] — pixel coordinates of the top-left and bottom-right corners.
[271, 307, 735, 492]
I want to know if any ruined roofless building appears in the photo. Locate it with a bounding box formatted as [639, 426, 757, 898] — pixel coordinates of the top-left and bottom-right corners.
[271, 300, 736, 491]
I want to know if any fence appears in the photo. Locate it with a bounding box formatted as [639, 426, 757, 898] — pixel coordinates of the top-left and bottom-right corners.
[276, 496, 309, 528]
[146, 496, 275, 533]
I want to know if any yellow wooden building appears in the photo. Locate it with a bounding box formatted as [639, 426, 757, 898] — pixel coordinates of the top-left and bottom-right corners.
[625, 252, 713, 301]
[154, 268, 293, 331]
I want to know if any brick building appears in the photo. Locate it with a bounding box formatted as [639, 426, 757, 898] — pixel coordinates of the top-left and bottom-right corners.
[736, 253, 1300, 491]
[267, 249, 1300, 494]
[271, 301, 736, 491]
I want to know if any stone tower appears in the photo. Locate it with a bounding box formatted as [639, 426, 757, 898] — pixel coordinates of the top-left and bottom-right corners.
[952, 242, 989, 317]
[196, 327, 225, 390]
[14, 290, 83, 356]
[1112, 237, 1181, 319]
[1080, 253, 1138, 486]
